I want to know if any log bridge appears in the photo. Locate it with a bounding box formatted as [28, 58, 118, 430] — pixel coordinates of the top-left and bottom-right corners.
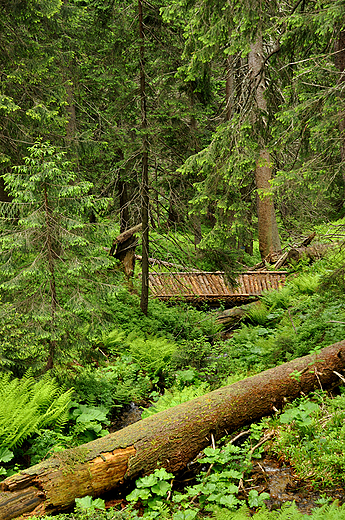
[149, 271, 288, 306]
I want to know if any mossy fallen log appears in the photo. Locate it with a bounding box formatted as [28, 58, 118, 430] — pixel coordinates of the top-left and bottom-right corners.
[216, 302, 258, 328]
[1, 340, 345, 519]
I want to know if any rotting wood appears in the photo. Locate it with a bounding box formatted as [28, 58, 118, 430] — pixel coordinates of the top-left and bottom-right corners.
[248, 232, 335, 271]
[216, 302, 258, 327]
[273, 232, 317, 269]
[109, 224, 142, 257]
[110, 224, 142, 278]
[1, 340, 345, 519]
[149, 271, 287, 306]
[275, 243, 335, 267]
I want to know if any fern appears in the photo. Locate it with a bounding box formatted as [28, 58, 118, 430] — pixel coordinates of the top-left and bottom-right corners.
[0, 372, 73, 449]
[213, 502, 345, 519]
[126, 333, 177, 377]
[141, 383, 209, 419]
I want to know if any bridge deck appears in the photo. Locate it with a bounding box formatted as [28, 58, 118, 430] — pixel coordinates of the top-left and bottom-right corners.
[149, 271, 288, 306]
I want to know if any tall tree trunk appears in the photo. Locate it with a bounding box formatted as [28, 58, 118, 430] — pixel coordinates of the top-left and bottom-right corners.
[0, 177, 11, 203]
[248, 34, 281, 259]
[65, 79, 77, 147]
[43, 185, 58, 370]
[139, 0, 149, 315]
[225, 55, 234, 121]
[335, 30, 345, 187]
[1, 340, 345, 519]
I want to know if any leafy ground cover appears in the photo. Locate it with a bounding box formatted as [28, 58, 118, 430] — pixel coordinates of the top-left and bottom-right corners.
[35, 501, 345, 520]
[1, 235, 345, 517]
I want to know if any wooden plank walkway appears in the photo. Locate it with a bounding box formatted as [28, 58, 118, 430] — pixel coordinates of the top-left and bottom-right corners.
[149, 271, 288, 306]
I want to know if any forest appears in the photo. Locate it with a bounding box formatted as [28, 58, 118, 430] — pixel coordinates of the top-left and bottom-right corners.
[1, 0, 345, 518]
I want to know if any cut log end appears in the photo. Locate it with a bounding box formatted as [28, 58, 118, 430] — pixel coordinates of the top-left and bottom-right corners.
[0, 446, 136, 519]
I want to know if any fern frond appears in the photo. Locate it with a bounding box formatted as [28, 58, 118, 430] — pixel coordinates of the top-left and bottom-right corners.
[0, 372, 73, 449]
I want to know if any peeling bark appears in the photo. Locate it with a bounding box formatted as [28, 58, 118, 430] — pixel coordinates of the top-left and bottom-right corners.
[1, 340, 345, 519]
[109, 224, 142, 278]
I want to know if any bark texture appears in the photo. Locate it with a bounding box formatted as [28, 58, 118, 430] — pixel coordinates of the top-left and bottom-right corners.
[109, 224, 142, 278]
[1, 340, 345, 519]
[248, 34, 281, 259]
[335, 30, 345, 186]
[138, 0, 150, 316]
[216, 302, 258, 327]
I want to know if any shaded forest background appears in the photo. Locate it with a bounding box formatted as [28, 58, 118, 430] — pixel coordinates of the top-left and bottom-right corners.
[1, 0, 345, 367]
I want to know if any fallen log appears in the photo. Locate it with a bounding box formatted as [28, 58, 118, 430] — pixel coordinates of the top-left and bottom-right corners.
[110, 224, 142, 249]
[249, 233, 318, 271]
[216, 302, 258, 327]
[1, 340, 345, 519]
[276, 243, 335, 267]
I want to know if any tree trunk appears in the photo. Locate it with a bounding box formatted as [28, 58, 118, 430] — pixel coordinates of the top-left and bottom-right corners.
[216, 302, 258, 327]
[43, 185, 58, 371]
[1, 340, 345, 519]
[138, 0, 149, 316]
[0, 177, 11, 203]
[248, 34, 281, 259]
[225, 55, 235, 121]
[65, 79, 77, 147]
[118, 180, 131, 234]
[110, 224, 142, 279]
[334, 30, 345, 187]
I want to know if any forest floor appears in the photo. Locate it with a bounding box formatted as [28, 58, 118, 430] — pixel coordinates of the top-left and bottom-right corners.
[3, 228, 345, 519]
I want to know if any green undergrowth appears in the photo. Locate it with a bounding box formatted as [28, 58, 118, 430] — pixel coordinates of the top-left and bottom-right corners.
[141, 380, 210, 419]
[0, 371, 73, 476]
[220, 249, 345, 377]
[268, 389, 345, 488]
[1, 238, 345, 516]
[56, 247, 345, 433]
[29, 491, 345, 520]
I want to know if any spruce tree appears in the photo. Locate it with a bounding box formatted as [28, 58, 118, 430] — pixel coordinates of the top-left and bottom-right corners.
[0, 140, 114, 369]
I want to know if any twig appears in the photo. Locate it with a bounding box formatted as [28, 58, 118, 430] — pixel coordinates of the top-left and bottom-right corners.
[229, 430, 251, 444]
[314, 367, 323, 391]
[250, 433, 274, 455]
[333, 370, 345, 384]
[190, 435, 217, 505]
[205, 434, 216, 479]
[288, 309, 297, 333]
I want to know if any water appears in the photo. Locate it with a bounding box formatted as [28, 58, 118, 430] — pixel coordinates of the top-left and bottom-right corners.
[110, 402, 143, 432]
[250, 459, 345, 514]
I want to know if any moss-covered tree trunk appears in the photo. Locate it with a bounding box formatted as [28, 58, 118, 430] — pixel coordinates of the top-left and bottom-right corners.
[1, 340, 345, 519]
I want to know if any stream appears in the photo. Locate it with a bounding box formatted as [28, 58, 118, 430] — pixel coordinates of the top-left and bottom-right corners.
[248, 459, 345, 514]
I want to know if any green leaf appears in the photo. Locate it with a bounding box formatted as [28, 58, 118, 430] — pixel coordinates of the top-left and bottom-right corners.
[0, 448, 14, 463]
[75, 496, 106, 510]
[153, 467, 174, 480]
[173, 510, 198, 520]
[126, 488, 151, 502]
[151, 480, 171, 496]
[218, 494, 240, 507]
[136, 474, 158, 488]
[248, 489, 270, 508]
